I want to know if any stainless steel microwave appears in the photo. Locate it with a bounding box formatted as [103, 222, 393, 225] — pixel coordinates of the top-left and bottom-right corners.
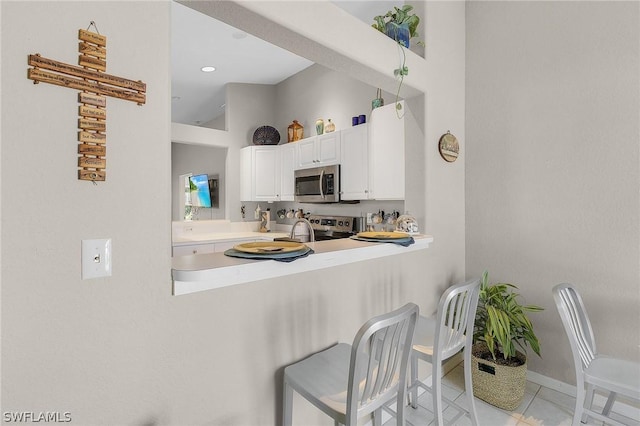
[294, 165, 340, 203]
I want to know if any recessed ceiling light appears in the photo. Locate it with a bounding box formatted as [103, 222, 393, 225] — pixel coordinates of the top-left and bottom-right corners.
[201, 66, 216, 72]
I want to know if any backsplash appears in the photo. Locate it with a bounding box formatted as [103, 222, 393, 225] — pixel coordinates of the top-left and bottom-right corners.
[273, 199, 405, 226]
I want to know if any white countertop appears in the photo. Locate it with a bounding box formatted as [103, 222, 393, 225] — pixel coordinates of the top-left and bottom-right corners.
[172, 231, 290, 246]
[172, 234, 433, 296]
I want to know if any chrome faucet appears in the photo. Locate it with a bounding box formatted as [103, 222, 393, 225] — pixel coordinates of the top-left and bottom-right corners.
[290, 218, 315, 243]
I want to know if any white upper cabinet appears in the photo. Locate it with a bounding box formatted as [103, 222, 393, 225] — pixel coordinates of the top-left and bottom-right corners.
[340, 102, 406, 201]
[279, 142, 296, 201]
[240, 145, 281, 202]
[240, 102, 407, 203]
[340, 124, 369, 200]
[297, 132, 341, 169]
[368, 102, 405, 200]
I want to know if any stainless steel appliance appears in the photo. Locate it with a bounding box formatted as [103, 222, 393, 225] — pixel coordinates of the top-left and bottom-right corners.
[294, 165, 340, 203]
[308, 214, 358, 241]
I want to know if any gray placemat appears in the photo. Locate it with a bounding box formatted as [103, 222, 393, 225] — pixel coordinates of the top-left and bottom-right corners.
[224, 247, 313, 261]
[349, 236, 415, 247]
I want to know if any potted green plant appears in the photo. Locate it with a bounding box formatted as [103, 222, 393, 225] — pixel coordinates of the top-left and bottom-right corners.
[372, 6, 424, 117]
[472, 270, 543, 410]
[372, 5, 422, 48]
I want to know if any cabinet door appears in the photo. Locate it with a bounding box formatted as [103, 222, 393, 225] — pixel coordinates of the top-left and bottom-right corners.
[172, 243, 215, 257]
[280, 143, 296, 201]
[317, 132, 340, 165]
[340, 125, 369, 200]
[297, 137, 317, 169]
[254, 146, 280, 201]
[369, 102, 405, 200]
[240, 146, 280, 202]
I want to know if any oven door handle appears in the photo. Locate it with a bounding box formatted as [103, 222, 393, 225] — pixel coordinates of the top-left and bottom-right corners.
[319, 169, 325, 199]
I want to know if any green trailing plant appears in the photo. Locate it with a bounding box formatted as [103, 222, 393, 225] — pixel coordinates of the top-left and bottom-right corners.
[393, 45, 408, 118]
[473, 270, 543, 362]
[372, 5, 423, 47]
[371, 5, 425, 118]
[372, 6, 423, 118]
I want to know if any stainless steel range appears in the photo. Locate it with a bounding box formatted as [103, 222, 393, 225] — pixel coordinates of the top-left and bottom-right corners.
[307, 214, 358, 241]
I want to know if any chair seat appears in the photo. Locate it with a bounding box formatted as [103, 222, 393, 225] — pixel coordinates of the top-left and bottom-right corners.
[586, 356, 640, 399]
[284, 343, 353, 418]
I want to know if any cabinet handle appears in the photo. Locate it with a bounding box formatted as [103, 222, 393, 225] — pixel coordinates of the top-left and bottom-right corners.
[192, 249, 197, 254]
[365, 190, 369, 193]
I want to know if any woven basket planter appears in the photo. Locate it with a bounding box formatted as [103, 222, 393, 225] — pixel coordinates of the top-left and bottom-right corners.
[471, 343, 527, 411]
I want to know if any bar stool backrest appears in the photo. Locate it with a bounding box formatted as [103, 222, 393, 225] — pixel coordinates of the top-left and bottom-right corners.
[347, 302, 419, 424]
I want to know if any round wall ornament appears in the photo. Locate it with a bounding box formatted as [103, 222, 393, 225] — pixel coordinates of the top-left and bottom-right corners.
[438, 131, 459, 162]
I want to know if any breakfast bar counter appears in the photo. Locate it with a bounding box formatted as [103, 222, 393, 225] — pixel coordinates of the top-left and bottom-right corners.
[172, 235, 433, 295]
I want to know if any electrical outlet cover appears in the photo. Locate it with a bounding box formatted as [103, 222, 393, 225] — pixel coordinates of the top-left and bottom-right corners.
[82, 239, 112, 279]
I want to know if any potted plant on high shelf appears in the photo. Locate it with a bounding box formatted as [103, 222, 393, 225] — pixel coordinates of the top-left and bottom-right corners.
[371, 5, 424, 117]
[472, 270, 544, 411]
[371, 4, 422, 48]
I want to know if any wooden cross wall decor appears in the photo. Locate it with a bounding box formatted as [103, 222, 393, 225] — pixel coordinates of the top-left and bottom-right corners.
[27, 27, 146, 182]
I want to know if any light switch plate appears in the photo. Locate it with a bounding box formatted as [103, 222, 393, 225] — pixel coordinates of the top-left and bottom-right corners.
[82, 239, 112, 279]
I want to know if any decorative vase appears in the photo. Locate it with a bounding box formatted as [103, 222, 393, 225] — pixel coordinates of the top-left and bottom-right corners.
[471, 343, 527, 411]
[287, 120, 303, 142]
[315, 118, 324, 135]
[325, 119, 335, 133]
[372, 88, 384, 110]
[385, 22, 410, 48]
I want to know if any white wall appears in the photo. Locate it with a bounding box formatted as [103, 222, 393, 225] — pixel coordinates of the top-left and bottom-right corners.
[275, 63, 395, 139]
[1, 1, 467, 425]
[1, 1, 172, 423]
[422, 0, 468, 289]
[466, 1, 640, 382]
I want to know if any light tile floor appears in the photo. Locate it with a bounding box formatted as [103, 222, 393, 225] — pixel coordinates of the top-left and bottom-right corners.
[386, 363, 640, 426]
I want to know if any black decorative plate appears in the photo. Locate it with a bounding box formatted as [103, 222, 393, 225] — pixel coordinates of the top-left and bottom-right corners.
[252, 126, 281, 145]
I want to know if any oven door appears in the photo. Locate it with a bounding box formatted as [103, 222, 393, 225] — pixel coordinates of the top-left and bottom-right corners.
[313, 230, 354, 241]
[295, 166, 340, 203]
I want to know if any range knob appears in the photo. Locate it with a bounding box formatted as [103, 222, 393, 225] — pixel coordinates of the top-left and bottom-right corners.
[338, 221, 344, 226]
[345, 220, 350, 227]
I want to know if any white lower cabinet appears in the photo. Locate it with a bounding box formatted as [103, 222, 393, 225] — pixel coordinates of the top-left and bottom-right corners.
[173, 238, 268, 257]
[212, 241, 243, 252]
[172, 243, 215, 257]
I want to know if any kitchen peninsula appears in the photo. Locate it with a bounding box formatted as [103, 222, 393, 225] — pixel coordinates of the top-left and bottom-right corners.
[172, 233, 433, 296]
